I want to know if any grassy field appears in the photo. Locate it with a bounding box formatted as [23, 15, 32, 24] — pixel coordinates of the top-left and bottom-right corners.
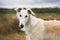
[36, 13, 60, 20]
[0, 8, 60, 40]
[0, 14, 26, 40]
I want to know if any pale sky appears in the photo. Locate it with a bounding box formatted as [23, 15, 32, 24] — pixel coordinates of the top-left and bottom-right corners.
[0, 0, 60, 8]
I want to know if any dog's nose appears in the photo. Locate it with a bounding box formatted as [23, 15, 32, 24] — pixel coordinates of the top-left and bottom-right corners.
[20, 24, 24, 28]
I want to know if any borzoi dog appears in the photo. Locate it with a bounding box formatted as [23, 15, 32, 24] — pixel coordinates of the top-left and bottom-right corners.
[15, 8, 60, 40]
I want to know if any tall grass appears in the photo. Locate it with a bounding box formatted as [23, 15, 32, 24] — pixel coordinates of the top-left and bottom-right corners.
[0, 14, 26, 40]
[0, 8, 60, 40]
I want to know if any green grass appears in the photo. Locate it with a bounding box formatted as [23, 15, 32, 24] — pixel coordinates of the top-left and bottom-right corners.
[36, 13, 60, 20]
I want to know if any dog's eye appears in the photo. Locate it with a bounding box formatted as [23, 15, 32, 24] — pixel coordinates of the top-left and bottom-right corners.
[20, 15, 22, 17]
[25, 15, 28, 18]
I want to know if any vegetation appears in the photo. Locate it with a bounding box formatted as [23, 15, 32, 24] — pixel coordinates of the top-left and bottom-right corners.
[0, 8, 60, 40]
[0, 8, 16, 14]
[32, 8, 60, 13]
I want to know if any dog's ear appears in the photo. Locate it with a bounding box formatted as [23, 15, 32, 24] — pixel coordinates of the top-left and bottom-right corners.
[28, 10, 35, 16]
[14, 8, 22, 12]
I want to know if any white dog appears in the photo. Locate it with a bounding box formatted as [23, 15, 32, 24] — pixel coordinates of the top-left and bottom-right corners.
[15, 8, 60, 40]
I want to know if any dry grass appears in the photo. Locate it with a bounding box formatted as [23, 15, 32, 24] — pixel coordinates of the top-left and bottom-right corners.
[0, 14, 60, 40]
[0, 14, 26, 40]
[36, 13, 60, 20]
[0, 33, 26, 40]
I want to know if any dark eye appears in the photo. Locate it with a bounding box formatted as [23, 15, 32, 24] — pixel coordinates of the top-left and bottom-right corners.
[25, 15, 28, 18]
[20, 15, 22, 17]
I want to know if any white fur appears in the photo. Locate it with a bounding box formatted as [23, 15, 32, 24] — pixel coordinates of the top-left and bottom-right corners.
[16, 8, 60, 40]
[16, 8, 45, 40]
[25, 15, 44, 40]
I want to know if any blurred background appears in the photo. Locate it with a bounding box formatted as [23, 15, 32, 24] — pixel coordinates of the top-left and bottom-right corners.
[0, 0, 60, 40]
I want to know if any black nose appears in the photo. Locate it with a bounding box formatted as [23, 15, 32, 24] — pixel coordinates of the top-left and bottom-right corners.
[20, 24, 24, 28]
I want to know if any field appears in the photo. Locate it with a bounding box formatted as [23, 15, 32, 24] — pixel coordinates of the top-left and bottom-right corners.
[0, 8, 60, 40]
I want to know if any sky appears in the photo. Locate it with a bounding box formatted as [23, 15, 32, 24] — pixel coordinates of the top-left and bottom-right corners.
[0, 0, 60, 8]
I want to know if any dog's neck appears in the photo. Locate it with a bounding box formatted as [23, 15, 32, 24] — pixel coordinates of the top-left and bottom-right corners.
[25, 15, 38, 34]
[26, 15, 38, 27]
[30, 15, 38, 26]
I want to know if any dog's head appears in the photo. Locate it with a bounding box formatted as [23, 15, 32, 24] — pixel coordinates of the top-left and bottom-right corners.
[15, 8, 35, 31]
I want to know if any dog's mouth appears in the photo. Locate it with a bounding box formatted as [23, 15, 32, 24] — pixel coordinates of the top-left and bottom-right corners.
[20, 28, 26, 31]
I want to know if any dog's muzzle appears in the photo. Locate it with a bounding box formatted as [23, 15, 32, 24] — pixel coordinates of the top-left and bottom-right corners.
[19, 24, 25, 31]
[20, 24, 24, 28]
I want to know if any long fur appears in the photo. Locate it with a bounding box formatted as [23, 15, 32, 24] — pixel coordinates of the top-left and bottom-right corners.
[26, 15, 60, 40]
[16, 8, 60, 40]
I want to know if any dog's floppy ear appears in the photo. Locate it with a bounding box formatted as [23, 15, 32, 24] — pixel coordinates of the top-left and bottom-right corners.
[14, 8, 22, 12]
[27, 9, 35, 16]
